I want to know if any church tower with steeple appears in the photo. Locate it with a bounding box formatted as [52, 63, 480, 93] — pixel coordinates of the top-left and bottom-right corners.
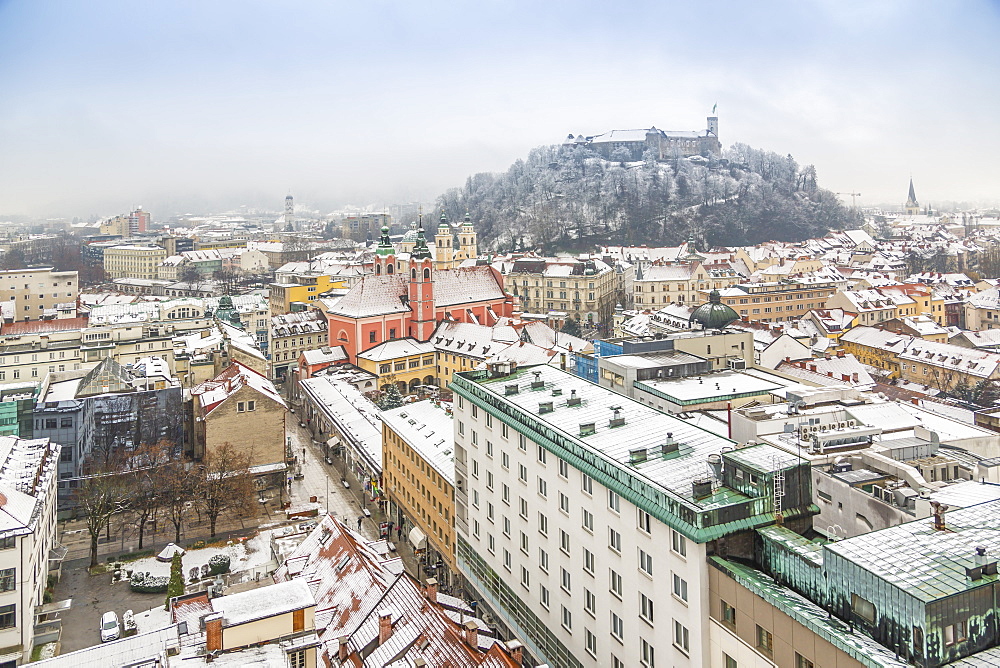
[409, 224, 436, 340]
[904, 178, 920, 216]
[374, 225, 397, 276]
[458, 211, 478, 263]
[434, 211, 454, 271]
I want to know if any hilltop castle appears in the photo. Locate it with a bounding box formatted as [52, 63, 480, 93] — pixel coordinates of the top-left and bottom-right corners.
[563, 115, 721, 161]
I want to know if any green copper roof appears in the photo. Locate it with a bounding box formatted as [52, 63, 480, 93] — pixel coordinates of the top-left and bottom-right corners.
[689, 289, 740, 329]
[375, 225, 394, 256]
[412, 226, 432, 260]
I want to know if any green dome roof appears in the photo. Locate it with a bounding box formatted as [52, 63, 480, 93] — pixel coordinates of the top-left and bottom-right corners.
[689, 290, 739, 330]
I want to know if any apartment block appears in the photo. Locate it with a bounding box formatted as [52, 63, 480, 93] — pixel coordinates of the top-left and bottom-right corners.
[0, 268, 78, 322]
[451, 363, 814, 667]
[103, 244, 167, 280]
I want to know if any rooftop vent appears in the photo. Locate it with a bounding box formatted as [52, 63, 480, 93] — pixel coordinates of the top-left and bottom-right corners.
[567, 389, 581, 407]
[531, 371, 544, 390]
[662, 433, 679, 456]
[551, 388, 563, 396]
[505, 384, 519, 396]
[539, 401, 554, 414]
[692, 478, 713, 500]
[609, 406, 625, 428]
[629, 447, 647, 464]
[579, 422, 596, 437]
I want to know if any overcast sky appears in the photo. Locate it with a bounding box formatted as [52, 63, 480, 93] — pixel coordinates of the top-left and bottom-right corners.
[1, 0, 997, 218]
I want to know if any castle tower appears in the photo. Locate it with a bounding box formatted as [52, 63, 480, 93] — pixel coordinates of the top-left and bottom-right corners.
[707, 116, 719, 137]
[435, 210, 453, 271]
[904, 178, 920, 216]
[374, 225, 396, 276]
[459, 211, 478, 262]
[284, 194, 295, 231]
[409, 224, 436, 340]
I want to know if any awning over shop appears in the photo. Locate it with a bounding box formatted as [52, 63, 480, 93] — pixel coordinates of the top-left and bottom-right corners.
[408, 526, 427, 550]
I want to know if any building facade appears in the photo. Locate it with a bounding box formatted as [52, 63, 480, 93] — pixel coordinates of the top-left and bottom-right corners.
[451, 363, 813, 668]
[0, 268, 78, 322]
[103, 245, 167, 280]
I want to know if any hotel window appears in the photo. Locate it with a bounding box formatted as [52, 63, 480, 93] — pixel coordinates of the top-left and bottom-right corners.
[583, 548, 595, 575]
[540, 584, 550, 609]
[582, 508, 594, 532]
[671, 530, 687, 557]
[520, 531, 528, 554]
[537, 445, 546, 463]
[611, 611, 623, 640]
[561, 567, 571, 593]
[0, 569, 13, 592]
[537, 477, 547, 497]
[520, 566, 530, 589]
[725, 654, 738, 668]
[721, 600, 736, 626]
[518, 496, 526, 517]
[585, 628, 597, 657]
[559, 492, 569, 514]
[561, 606, 572, 631]
[796, 654, 814, 668]
[672, 573, 687, 601]
[0, 604, 14, 629]
[518, 464, 527, 483]
[638, 509, 651, 533]
[539, 548, 549, 572]
[559, 459, 568, 478]
[642, 636, 657, 665]
[503, 548, 511, 571]
[582, 473, 593, 495]
[610, 569, 623, 598]
[608, 490, 620, 513]
[756, 625, 774, 654]
[560, 530, 570, 555]
[538, 513, 548, 536]
[609, 528, 621, 552]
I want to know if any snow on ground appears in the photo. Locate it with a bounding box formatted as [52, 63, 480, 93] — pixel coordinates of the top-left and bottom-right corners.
[122, 527, 283, 579]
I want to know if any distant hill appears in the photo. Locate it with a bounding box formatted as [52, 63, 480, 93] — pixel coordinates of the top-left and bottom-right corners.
[436, 142, 860, 252]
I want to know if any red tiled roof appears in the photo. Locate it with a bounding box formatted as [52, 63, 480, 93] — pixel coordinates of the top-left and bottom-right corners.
[0, 316, 88, 335]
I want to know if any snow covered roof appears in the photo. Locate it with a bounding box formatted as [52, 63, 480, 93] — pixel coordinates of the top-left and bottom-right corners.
[357, 338, 435, 362]
[272, 516, 519, 667]
[211, 578, 314, 627]
[0, 436, 58, 537]
[298, 376, 382, 471]
[192, 361, 285, 415]
[381, 401, 455, 485]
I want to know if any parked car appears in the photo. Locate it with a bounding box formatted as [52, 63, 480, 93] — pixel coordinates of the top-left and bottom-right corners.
[100, 611, 120, 642]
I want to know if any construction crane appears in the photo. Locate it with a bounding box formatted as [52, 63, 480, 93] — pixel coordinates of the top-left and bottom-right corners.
[836, 192, 861, 208]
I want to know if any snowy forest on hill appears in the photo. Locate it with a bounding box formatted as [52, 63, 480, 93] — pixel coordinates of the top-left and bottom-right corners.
[436, 143, 860, 252]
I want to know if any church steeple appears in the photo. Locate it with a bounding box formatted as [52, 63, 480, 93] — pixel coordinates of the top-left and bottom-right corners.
[412, 222, 432, 260]
[375, 225, 394, 256]
[904, 178, 920, 216]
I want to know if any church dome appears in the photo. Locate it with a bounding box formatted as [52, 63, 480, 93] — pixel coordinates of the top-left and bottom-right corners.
[689, 290, 739, 330]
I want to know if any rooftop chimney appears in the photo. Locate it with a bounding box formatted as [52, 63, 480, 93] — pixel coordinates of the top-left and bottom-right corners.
[338, 636, 349, 661]
[204, 613, 223, 653]
[424, 577, 438, 603]
[464, 620, 479, 648]
[505, 639, 524, 662]
[378, 611, 393, 644]
[931, 501, 949, 531]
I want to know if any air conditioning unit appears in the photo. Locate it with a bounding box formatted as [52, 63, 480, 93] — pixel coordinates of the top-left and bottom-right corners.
[848, 420, 856, 427]
[839, 421, 847, 429]
[820, 424, 828, 432]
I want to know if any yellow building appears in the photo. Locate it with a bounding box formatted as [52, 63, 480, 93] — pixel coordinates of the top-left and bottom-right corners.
[103, 244, 168, 280]
[706, 279, 841, 324]
[633, 261, 741, 307]
[381, 400, 457, 584]
[839, 327, 903, 379]
[356, 338, 437, 394]
[269, 274, 347, 316]
[0, 267, 78, 321]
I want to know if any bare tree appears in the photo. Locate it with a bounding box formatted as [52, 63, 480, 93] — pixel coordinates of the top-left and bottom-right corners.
[198, 442, 256, 538]
[158, 458, 199, 544]
[212, 268, 243, 296]
[128, 441, 174, 549]
[75, 456, 132, 569]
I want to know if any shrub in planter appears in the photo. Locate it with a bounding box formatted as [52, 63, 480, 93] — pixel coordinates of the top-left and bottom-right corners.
[128, 571, 169, 594]
[208, 554, 231, 575]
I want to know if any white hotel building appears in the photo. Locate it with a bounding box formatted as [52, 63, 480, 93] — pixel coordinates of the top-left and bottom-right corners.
[451, 364, 814, 668]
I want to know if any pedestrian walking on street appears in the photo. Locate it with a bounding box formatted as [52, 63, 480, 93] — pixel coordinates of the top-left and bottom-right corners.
[357, 515, 364, 531]
[396, 525, 402, 540]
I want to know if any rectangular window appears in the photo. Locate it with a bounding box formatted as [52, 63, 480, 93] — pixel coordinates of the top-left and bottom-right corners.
[539, 548, 549, 573]
[521, 566, 530, 589]
[0, 604, 13, 629]
[518, 496, 526, 518]
[756, 625, 774, 654]
[638, 509, 651, 533]
[611, 611, 623, 640]
[584, 588, 596, 616]
[487, 502, 494, 522]
[520, 531, 529, 554]
[796, 654, 814, 668]
[610, 569, 623, 598]
[537, 444, 547, 463]
[721, 600, 736, 626]
[583, 548, 595, 575]
[559, 492, 570, 514]
[501, 452, 509, 469]
[851, 593, 876, 624]
[585, 628, 597, 657]
[559, 459, 569, 478]
[582, 473, 593, 495]
[503, 548, 511, 571]
[503, 516, 510, 537]
[538, 512, 548, 536]
[671, 529, 687, 557]
[561, 606, 572, 631]
[537, 477, 547, 497]
[608, 490, 620, 512]
[0, 536, 14, 550]
[640, 592, 654, 624]
[642, 636, 657, 665]
[518, 464, 527, 482]
[561, 567, 571, 593]
[673, 619, 691, 654]
[540, 584, 550, 609]
[560, 529, 570, 555]
[0, 568, 13, 592]
[238, 402, 247, 412]
[672, 573, 687, 601]
[503, 484, 510, 505]
[609, 528, 621, 552]
[582, 508, 594, 532]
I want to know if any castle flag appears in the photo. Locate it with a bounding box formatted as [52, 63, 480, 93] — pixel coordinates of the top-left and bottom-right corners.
[712, 103, 717, 115]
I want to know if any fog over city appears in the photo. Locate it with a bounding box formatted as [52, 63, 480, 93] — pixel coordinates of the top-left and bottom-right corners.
[0, 0, 997, 217]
